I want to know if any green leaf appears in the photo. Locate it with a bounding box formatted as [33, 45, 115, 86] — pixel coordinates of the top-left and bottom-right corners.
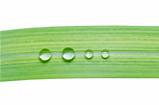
[1, 26, 159, 81]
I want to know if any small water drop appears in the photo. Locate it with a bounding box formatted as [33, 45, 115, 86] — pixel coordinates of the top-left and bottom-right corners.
[85, 49, 93, 59]
[101, 49, 109, 59]
[39, 48, 52, 62]
[62, 47, 75, 62]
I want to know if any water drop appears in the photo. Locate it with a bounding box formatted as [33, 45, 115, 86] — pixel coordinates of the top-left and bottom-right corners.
[101, 49, 109, 59]
[39, 48, 52, 62]
[85, 49, 93, 59]
[62, 47, 75, 62]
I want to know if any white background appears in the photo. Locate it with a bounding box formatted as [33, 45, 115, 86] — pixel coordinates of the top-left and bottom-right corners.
[0, 0, 159, 105]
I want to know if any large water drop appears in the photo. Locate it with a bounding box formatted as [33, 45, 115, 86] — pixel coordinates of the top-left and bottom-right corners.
[62, 47, 75, 62]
